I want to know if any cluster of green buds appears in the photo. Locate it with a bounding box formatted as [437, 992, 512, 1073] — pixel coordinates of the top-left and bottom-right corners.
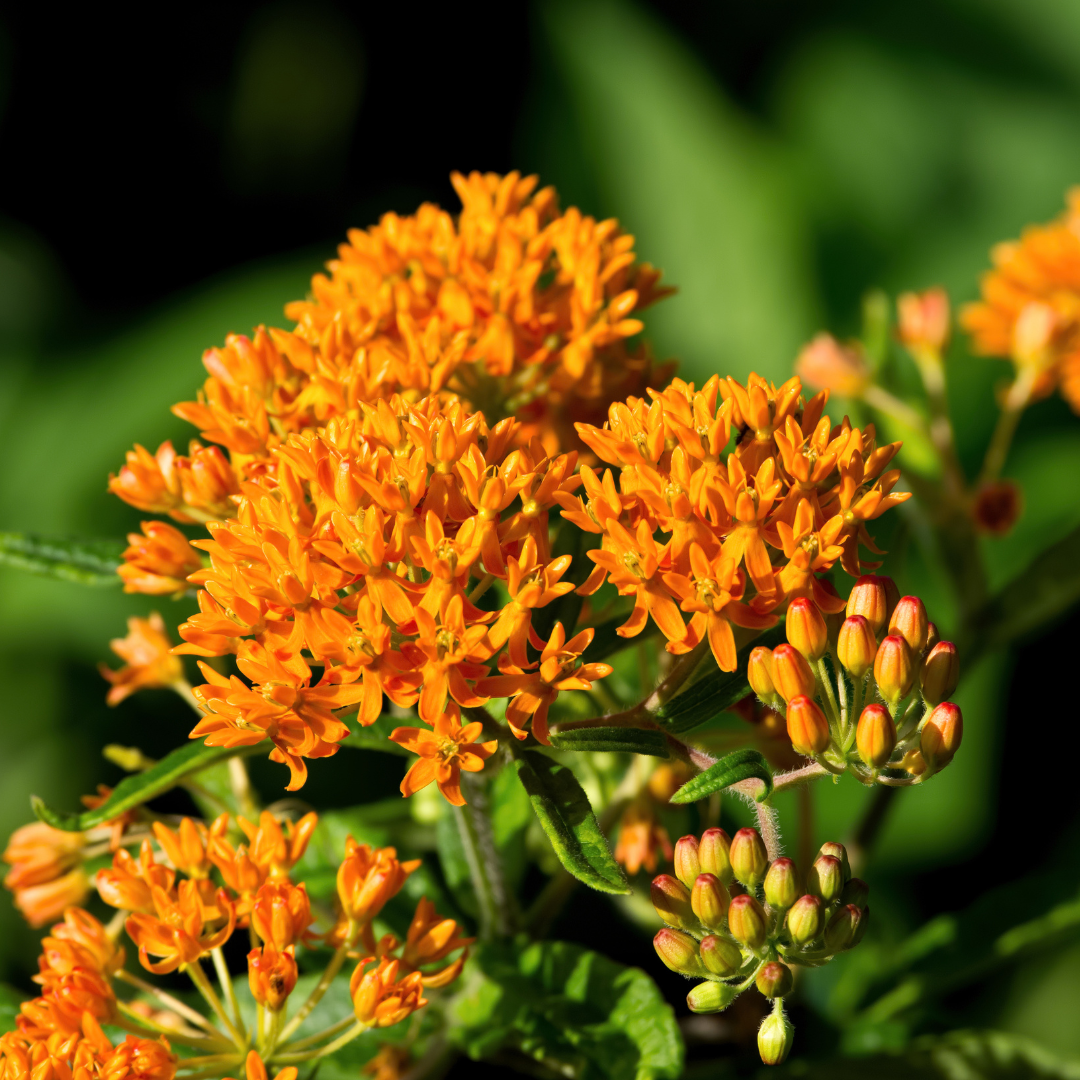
[748, 575, 962, 783]
[651, 828, 868, 1065]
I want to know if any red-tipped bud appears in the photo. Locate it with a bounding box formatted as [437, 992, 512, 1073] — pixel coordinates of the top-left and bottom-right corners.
[841, 878, 870, 908]
[700, 934, 743, 976]
[889, 596, 929, 654]
[758, 1008, 795, 1065]
[687, 980, 740, 1013]
[699, 828, 733, 885]
[650, 875, 695, 929]
[807, 855, 844, 903]
[763, 858, 800, 910]
[920, 641, 959, 706]
[824, 904, 868, 952]
[730, 828, 768, 889]
[846, 575, 897, 633]
[653, 928, 705, 975]
[727, 894, 768, 949]
[786, 894, 824, 945]
[786, 599, 828, 661]
[856, 704, 896, 769]
[786, 696, 831, 757]
[748, 647, 781, 706]
[756, 961, 794, 999]
[921, 702, 963, 769]
[874, 634, 915, 704]
[772, 645, 817, 703]
[817, 842, 851, 881]
[691, 873, 729, 930]
[837, 615, 878, 679]
[673, 835, 701, 890]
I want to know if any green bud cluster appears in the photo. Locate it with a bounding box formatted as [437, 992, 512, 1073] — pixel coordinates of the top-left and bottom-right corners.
[651, 829, 870, 1066]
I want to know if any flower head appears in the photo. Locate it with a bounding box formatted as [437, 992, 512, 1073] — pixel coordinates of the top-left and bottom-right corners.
[99, 613, 184, 706]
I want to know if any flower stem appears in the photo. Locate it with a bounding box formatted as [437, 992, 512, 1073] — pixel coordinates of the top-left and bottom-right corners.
[275, 1013, 357, 1054]
[211, 946, 247, 1042]
[275, 941, 350, 1045]
[186, 959, 246, 1049]
[115, 969, 224, 1037]
[978, 364, 1037, 487]
[227, 756, 259, 820]
[113, 1007, 229, 1052]
[272, 1020, 368, 1064]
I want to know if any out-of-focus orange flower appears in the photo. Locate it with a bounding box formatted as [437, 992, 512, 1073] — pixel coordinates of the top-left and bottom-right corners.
[99, 1036, 177, 1080]
[795, 334, 870, 398]
[350, 957, 427, 1029]
[898, 288, 950, 354]
[118, 521, 201, 595]
[99, 613, 184, 706]
[614, 800, 672, 876]
[390, 707, 497, 807]
[364, 1045, 411, 1080]
[226, 1050, 299, 1080]
[3, 823, 89, 928]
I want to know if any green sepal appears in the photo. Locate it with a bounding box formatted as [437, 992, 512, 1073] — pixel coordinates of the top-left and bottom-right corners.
[669, 748, 774, 804]
[0, 533, 125, 586]
[549, 726, 669, 756]
[513, 750, 630, 895]
[31, 741, 247, 830]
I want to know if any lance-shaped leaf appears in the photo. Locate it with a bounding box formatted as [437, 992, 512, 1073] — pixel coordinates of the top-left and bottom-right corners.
[32, 741, 246, 830]
[0, 533, 124, 587]
[670, 748, 773, 804]
[549, 726, 669, 757]
[514, 750, 630, 895]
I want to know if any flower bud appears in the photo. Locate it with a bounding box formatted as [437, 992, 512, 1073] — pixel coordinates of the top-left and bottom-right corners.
[763, 858, 800, 910]
[698, 828, 733, 885]
[700, 934, 743, 977]
[920, 702, 963, 770]
[898, 287, 950, 352]
[841, 878, 870, 908]
[856, 704, 896, 769]
[874, 634, 915, 704]
[824, 904, 867, 952]
[786, 696, 830, 757]
[756, 961, 794, 999]
[920, 641, 959, 706]
[653, 928, 705, 976]
[727, 894, 768, 949]
[786, 894, 824, 945]
[673, 835, 701, 890]
[846, 575, 898, 634]
[786, 599, 827, 661]
[748, 647, 781, 706]
[730, 829, 768, 889]
[771, 645, 816, 703]
[807, 855, 844, 903]
[757, 1008, 795, 1065]
[687, 980, 740, 1014]
[900, 748, 928, 776]
[650, 875, 695, 929]
[817, 842, 851, 881]
[247, 945, 298, 1011]
[690, 873, 729, 930]
[925, 621, 940, 654]
[837, 615, 878, 678]
[889, 596, 929, 654]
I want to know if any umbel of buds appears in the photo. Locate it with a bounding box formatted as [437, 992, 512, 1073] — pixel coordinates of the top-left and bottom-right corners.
[749, 575, 964, 786]
[653, 830, 869, 1066]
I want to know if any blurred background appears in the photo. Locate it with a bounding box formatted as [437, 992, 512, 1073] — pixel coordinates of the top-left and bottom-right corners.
[2, 0, 1080, 1071]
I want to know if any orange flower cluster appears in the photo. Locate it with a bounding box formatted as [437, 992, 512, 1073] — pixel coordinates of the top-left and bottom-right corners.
[568, 374, 910, 671]
[99, 614, 184, 707]
[962, 187, 1080, 411]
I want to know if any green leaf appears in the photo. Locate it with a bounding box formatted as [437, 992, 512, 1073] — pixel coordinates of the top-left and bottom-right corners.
[448, 938, 683, 1080]
[0, 986, 24, 1035]
[654, 625, 785, 734]
[340, 712, 412, 756]
[549, 726, 669, 757]
[670, 748, 773, 804]
[514, 750, 630, 895]
[0, 533, 124, 586]
[31, 741, 245, 830]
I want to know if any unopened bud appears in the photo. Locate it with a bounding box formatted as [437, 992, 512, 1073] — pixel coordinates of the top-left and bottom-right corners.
[889, 596, 929, 654]
[727, 894, 768, 949]
[824, 904, 867, 952]
[921, 702, 963, 770]
[673, 835, 701, 890]
[921, 641, 959, 706]
[817, 842, 851, 882]
[856, 703, 896, 769]
[786, 894, 824, 945]
[748, 647, 781, 707]
[650, 875, 695, 929]
[786, 695, 831, 757]
[730, 829, 768, 889]
[837, 615, 878, 679]
[691, 873, 729, 930]
[807, 855, 844, 903]
[786, 599, 827, 661]
[841, 878, 870, 908]
[700, 934, 743, 977]
[653, 928, 705, 976]
[898, 287, 950, 353]
[757, 1008, 795, 1065]
[874, 634, 915, 704]
[756, 961, 794, 999]
[763, 858, 800, 910]
[846, 575, 897, 634]
[699, 828, 733, 885]
[771, 645, 817, 703]
[687, 980, 740, 1014]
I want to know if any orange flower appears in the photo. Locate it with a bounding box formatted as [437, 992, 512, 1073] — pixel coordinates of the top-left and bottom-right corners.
[364, 1046, 411, 1080]
[37, 909, 124, 987]
[614, 800, 672, 876]
[99, 1036, 177, 1080]
[795, 334, 869, 398]
[238, 810, 319, 880]
[125, 879, 236, 974]
[225, 1051, 299, 1080]
[336, 840, 420, 931]
[118, 521, 202, 595]
[99, 613, 184, 706]
[390, 707, 498, 806]
[3, 823, 89, 929]
[350, 958, 427, 1029]
[250, 881, 312, 950]
[247, 944, 298, 1010]
[398, 897, 473, 988]
[97, 841, 176, 914]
